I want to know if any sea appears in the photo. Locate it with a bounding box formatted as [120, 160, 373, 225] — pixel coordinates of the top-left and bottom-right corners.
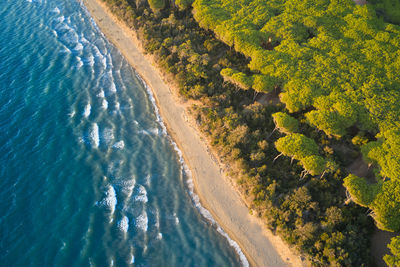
[0, 0, 247, 266]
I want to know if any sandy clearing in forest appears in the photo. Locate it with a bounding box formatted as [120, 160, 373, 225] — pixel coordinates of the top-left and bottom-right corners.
[82, 0, 304, 266]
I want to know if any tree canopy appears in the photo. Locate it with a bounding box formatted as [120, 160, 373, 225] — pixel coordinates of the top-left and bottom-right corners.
[272, 112, 299, 134]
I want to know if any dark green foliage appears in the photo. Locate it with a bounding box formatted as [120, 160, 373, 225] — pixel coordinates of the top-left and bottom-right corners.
[175, 0, 194, 10]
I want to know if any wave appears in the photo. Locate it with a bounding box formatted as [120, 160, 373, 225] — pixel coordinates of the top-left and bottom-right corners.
[102, 128, 114, 145]
[120, 179, 135, 199]
[135, 211, 148, 232]
[112, 141, 124, 149]
[76, 56, 83, 69]
[74, 42, 83, 52]
[102, 99, 108, 110]
[144, 174, 151, 187]
[109, 81, 117, 93]
[51, 7, 60, 14]
[157, 233, 163, 240]
[136, 74, 167, 136]
[100, 185, 117, 221]
[83, 103, 91, 117]
[118, 216, 129, 233]
[134, 185, 148, 203]
[87, 54, 95, 67]
[96, 90, 105, 98]
[54, 15, 64, 23]
[90, 123, 99, 148]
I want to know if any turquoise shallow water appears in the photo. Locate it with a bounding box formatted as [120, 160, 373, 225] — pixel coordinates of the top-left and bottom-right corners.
[0, 0, 245, 266]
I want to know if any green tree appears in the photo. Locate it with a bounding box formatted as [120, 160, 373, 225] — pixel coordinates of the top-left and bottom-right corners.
[271, 112, 299, 135]
[384, 235, 400, 267]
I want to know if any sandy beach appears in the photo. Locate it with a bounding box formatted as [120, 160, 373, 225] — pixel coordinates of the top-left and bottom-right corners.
[82, 0, 303, 266]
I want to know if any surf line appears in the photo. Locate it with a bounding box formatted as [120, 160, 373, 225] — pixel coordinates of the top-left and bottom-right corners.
[135, 73, 249, 267]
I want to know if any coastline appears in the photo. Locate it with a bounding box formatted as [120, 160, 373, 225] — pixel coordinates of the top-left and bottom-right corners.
[81, 0, 303, 266]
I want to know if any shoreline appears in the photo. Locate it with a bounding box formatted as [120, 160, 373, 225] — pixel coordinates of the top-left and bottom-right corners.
[82, 0, 303, 266]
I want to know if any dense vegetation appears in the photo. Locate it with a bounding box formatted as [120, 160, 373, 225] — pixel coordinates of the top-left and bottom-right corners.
[101, 0, 399, 265]
[189, 0, 400, 264]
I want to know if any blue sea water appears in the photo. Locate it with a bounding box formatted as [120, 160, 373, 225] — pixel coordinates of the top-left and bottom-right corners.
[0, 0, 246, 266]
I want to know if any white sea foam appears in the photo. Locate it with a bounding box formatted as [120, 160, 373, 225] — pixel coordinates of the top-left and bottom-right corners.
[115, 101, 120, 110]
[173, 212, 180, 225]
[68, 110, 75, 118]
[96, 90, 105, 98]
[101, 99, 108, 110]
[52, 30, 58, 37]
[93, 45, 105, 68]
[120, 179, 135, 199]
[134, 185, 148, 203]
[54, 15, 64, 23]
[76, 56, 83, 69]
[136, 73, 167, 135]
[135, 211, 148, 232]
[51, 7, 60, 14]
[102, 128, 114, 144]
[129, 250, 135, 264]
[87, 54, 95, 67]
[118, 216, 129, 233]
[101, 185, 117, 218]
[144, 174, 151, 187]
[109, 82, 117, 93]
[74, 42, 83, 52]
[56, 24, 72, 33]
[90, 123, 99, 148]
[80, 36, 89, 45]
[113, 141, 125, 149]
[83, 103, 91, 117]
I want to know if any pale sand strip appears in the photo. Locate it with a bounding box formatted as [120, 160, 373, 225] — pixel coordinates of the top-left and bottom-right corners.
[82, 0, 303, 266]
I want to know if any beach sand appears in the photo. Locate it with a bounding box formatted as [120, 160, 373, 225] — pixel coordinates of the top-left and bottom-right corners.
[82, 0, 303, 266]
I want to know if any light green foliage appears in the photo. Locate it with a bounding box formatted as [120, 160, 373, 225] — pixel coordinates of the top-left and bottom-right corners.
[252, 74, 277, 93]
[361, 130, 400, 181]
[175, 0, 194, 10]
[384, 235, 400, 267]
[344, 175, 400, 232]
[148, 0, 165, 12]
[275, 133, 319, 160]
[275, 133, 328, 175]
[300, 155, 327, 176]
[192, 0, 400, 233]
[272, 112, 299, 134]
[192, 0, 400, 138]
[220, 68, 253, 89]
[344, 174, 379, 206]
